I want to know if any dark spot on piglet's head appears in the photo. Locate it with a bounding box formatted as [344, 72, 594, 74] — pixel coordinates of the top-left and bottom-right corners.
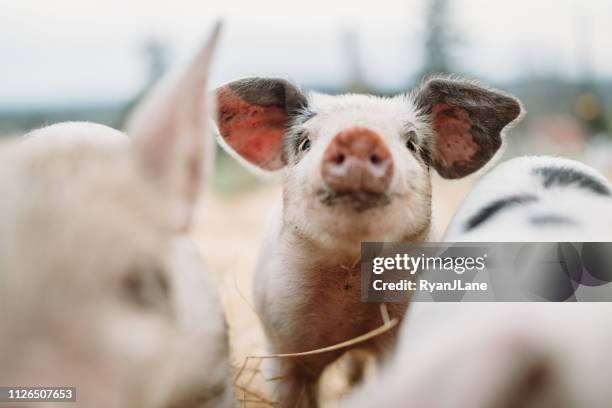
[465, 194, 537, 231]
[534, 166, 611, 196]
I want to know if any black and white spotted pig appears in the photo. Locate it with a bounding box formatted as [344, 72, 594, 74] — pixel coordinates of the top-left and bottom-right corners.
[214, 76, 522, 407]
[445, 156, 612, 241]
[343, 156, 612, 408]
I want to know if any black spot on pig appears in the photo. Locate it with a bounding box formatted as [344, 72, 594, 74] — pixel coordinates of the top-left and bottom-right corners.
[465, 194, 537, 231]
[534, 167, 611, 196]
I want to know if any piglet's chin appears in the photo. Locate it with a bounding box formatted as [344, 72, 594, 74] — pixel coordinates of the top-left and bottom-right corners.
[298, 194, 410, 244]
[316, 188, 391, 212]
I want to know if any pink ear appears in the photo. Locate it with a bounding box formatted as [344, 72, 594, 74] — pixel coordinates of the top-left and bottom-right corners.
[126, 23, 221, 231]
[415, 78, 522, 179]
[214, 77, 307, 171]
[431, 102, 482, 175]
[216, 86, 286, 171]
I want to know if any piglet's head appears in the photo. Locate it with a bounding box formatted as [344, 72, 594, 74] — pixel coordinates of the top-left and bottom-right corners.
[215, 77, 521, 245]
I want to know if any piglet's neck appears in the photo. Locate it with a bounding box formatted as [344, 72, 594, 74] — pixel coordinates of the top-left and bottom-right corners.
[281, 223, 432, 272]
[282, 227, 362, 266]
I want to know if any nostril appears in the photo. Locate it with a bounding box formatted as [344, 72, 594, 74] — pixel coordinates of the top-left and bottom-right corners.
[370, 154, 382, 165]
[333, 153, 345, 165]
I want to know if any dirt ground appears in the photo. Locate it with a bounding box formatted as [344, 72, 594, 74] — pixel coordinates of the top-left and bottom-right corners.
[192, 175, 475, 407]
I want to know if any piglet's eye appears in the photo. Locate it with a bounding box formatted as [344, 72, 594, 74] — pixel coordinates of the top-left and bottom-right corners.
[122, 266, 170, 310]
[299, 138, 311, 152]
[405, 139, 417, 152]
[405, 131, 418, 152]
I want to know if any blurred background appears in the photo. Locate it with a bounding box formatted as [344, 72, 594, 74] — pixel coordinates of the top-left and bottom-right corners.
[2, 0, 612, 188]
[1, 1, 611, 404]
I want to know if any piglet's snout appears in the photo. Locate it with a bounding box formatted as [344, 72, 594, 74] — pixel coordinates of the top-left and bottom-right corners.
[322, 127, 393, 194]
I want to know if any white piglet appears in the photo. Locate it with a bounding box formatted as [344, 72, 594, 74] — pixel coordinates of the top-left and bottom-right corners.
[214, 77, 522, 407]
[0, 25, 236, 408]
[344, 156, 612, 408]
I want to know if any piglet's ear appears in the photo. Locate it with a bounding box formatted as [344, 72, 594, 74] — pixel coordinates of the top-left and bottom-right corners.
[215, 78, 307, 171]
[415, 78, 522, 179]
[126, 23, 221, 231]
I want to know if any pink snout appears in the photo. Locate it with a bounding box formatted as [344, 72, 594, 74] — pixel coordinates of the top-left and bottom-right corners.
[321, 127, 393, 194]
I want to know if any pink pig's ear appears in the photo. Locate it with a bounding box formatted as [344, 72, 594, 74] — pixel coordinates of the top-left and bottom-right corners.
[126, 22, 221, 231]
[415, 78, 522, 179]
[214, 78, 308, 171]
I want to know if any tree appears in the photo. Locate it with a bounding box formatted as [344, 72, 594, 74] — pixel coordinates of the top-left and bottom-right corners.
[141, 38, 170, 89]
[117, 37, 170, 128]
[419, 0, 456, 79]
[341, 28, 368, 93]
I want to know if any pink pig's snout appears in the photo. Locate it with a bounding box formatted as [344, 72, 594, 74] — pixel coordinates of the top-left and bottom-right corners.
[321, 127, 393, 194]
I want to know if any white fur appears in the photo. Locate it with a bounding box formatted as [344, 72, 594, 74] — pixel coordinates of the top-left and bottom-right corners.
[245, 91, 438, 407]
[283, 92, 433, 251]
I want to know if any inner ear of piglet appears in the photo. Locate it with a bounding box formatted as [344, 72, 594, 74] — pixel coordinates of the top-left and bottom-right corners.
[215, 78, 308, 171]
[415, 78, 522, 179]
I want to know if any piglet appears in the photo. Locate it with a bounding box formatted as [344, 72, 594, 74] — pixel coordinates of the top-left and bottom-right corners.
[0, 24, 236, 408]
[215, 76, 522, 407]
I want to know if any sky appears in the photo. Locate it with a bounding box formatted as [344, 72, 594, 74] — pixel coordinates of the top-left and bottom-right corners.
[0, 0, 611, 108]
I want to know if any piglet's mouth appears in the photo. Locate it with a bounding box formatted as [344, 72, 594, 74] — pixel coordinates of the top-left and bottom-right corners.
[316, 189, 391, 212]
